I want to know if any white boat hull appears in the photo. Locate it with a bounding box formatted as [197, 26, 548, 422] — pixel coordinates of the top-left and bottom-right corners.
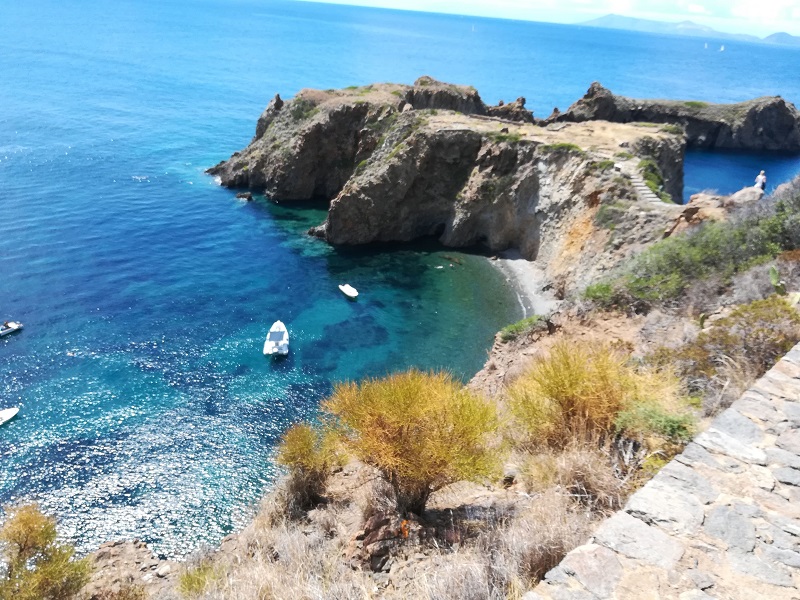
[0, 407, 19, 426]
[338, 284, 358, 299]
[263, 320, 289, 356]
[0, 321, 23, 337]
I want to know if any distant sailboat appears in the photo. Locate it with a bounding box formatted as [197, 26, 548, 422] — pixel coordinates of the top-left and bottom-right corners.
[704, 42, 708, 49]
[720, 45, 725, 51]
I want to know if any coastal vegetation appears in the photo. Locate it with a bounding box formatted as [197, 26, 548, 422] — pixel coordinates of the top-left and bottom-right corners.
[499, 315, 545, 341]
[584, 179, 800, 312]
[507, 341, 690, 449]
[0, 504, 89, 600]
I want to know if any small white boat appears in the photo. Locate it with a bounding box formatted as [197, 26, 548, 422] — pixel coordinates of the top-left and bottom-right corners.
[0, 321, 23, 337]
[0, 407, 19, 427]
[263, 320, 289, 356]
[338, 284, 358, 299]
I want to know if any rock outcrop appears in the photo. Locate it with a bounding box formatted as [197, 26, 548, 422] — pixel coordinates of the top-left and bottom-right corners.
[664, 186, 764, 237]
[207, 77, 534, 199]
[552, 82, 800, 151]
[210, 79, 689, 291]
[82, 540, 177, 599]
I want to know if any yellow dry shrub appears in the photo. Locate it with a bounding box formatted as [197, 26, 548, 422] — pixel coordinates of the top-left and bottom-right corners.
[276, 423, 342, 512]
[324, 369, 500, 515]
[0, 504, 91, 600]
[508, 341, 685, 448]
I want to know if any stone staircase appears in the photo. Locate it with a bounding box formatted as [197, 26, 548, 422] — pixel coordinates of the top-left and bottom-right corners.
[529, 344, 800, 599]
[592, 150, 666, 206]
[629, 171, 666, 205]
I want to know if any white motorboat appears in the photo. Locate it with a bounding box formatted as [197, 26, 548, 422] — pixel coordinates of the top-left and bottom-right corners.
[0, 407, 19, 427]
[338, 284, 358, 299]
[263, 320, 289, 356]
[0, 321, 23, 337]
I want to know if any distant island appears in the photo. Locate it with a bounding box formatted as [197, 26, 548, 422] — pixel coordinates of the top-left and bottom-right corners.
[582, 13, 800, 46]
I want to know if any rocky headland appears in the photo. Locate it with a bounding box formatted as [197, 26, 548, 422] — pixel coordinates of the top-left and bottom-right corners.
[208, 76, 696, 293]
[550, 81, 800, 151]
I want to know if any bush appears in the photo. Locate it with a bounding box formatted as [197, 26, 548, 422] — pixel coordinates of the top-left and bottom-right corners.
[655, 296, 800, 413]
[93, 585, 147, 600]
[507, 341, 685, 448]
[583, 186, 800, 312]
[499, 315, 544, 342]
[276, 423, 341, 512]
[684, 100, 709, 109]
[323, 370, 500, 515]
[660, 124, 684, 135]
[638, 158, 671, 202]
[0, 504, 91, 600]
[615, 405, 695, 443]
[541, 142, 584, 155]
[289, 98, 319, 121]
[178, 561, 220, 598]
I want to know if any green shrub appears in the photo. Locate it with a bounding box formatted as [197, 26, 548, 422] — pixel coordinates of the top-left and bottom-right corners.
[660, 124, 684, 135]
[638, 158, 671, 201]
[614, 151, 634, 160]
[178, 562, 220, 598]
[593, 159, 616, 171]
[541, 142, 584, 155]
[615, 405, 694, 443]
[488, 131, 522, 143]
[0, 504, 91, 600]
[324, 370, 500, 515]
[582, 282, 616, 305]
[684, 100, 709, 109]
[583, 189, 800, 312]
[289, 98, 319, 121]
[500, 315, 544, 341]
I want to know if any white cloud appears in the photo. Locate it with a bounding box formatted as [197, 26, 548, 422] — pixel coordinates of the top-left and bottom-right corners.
[687, 4, 710, 15]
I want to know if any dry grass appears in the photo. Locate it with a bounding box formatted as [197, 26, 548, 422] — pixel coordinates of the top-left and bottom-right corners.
[411, 490, 594, 599]
[185, 504, 375, 600]
[507, 341, 685, 449]
[655, 296, 800, 415]
[521, 445, 627, 513]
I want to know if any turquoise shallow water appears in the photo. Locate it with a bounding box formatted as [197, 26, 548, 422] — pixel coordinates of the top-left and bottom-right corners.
[2, 0, 800, 557]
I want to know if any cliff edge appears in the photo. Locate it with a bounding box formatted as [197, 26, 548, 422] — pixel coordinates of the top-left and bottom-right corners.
[550, 82, 800, 151]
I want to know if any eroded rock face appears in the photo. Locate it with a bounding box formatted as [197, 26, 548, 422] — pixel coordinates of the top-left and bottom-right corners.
[209, 79, 687, 292]
[207, 78, 535, 199]
[553, 82, 800, 151]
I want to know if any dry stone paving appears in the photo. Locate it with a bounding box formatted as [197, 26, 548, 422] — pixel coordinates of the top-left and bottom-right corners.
[529, 344, 800, 599]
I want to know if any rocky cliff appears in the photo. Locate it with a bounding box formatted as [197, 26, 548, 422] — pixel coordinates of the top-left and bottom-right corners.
[551, 82, 800, 151]
[209, 78, 686, 291]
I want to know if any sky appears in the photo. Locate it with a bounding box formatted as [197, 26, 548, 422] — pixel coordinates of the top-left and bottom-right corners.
[302, 0, 800, 37]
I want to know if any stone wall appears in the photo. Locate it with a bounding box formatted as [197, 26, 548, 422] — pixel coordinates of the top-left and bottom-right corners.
[529, 345, 800, 599]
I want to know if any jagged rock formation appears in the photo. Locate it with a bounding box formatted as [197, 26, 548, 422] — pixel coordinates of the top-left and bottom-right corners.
[209, 79, 687, 291]
[551, 82, 800, 151]
[531, 344, 800, 599]
[207, 77, 534, 198]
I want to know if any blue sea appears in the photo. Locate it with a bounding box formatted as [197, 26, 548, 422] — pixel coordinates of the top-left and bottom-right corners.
[2, 0, 800, 557]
